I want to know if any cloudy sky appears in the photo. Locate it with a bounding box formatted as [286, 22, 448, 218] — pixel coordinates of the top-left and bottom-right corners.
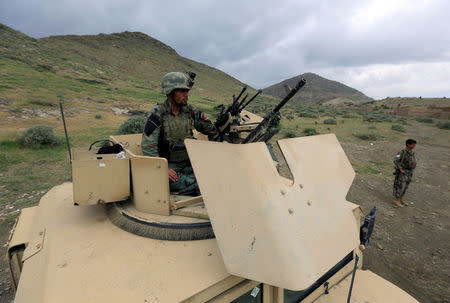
[1, 0, 449, 99]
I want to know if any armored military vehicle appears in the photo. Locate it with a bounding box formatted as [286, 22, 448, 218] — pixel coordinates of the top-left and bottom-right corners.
[6, 80, 419, 302]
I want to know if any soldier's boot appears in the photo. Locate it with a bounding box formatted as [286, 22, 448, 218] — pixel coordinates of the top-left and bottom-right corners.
[400, 198, 408, 206]
[393, 199, 404, 208]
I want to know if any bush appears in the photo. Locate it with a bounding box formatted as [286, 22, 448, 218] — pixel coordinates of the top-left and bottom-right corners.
[415, 117, 434, 124]
[391, 124, 405, 132]
[342, 114, 357, 118]
[303, 128, 317, 136]
[299, 112, 318, 118]
[285, 131, 296, 138]
[29, 100, 54, 107]
[363, 116, 382, 122]
[353, 133, 380, 141]
[94, 114, 102, 119]
[20, 125, 61, 149]
[323, 118, 337, 125]
[396, 118, 408, 125]
[436, 121, 450, 130]
[368, 125, 377, 129]
[118, 115, 147, 134]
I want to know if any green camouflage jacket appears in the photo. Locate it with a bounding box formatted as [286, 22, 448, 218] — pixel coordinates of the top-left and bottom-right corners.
[141, 100, 219, 162]
[394, 148, 417, 171]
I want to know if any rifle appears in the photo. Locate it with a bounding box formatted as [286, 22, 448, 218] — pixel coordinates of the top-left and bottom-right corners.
[241, 78, 306, 144]
[215, 87, 262, 138]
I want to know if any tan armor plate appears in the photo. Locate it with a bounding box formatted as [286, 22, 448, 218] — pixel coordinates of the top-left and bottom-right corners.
[185, 134, 359, 290]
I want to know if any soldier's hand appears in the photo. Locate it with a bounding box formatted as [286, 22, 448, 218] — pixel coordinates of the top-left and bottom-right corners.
[168, 169, 179, 182]
[400, 169, 405, 173]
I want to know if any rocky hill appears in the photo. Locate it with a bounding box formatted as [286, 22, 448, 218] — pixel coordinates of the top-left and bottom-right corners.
[262, 72, 372, 105]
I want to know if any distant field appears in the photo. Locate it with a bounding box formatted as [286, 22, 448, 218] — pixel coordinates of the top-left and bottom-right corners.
[375, 97, 449, 107]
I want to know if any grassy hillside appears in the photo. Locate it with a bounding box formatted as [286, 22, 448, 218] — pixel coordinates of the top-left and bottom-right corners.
[263, 72, 372, 105]
[0, 22, 261, 115]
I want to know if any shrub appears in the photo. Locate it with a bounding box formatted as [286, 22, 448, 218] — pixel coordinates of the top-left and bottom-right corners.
[368, 125, 377, 130]
[29, 100, 54, 107]
[363, 116, 382, 122]
[396, 118, 408, 125]
[415, 117, 434, 123]
[342, 114, 357, 118]
[94, 114, 102, 119]
[118, 115, 147, 134]
[285, 131, 296, 138]
[20, 125, 61, 149]
[299, 112, 318, 118]
[391, 124, 405, 132]
[303, 128, 317, 136]
[323, 118, 337, 125]
[353, 133, 380, 141]
[436, 121, 450, 130]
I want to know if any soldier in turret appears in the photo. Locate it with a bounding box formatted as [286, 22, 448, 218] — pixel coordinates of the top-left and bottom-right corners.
[141, 72, 219, 194]
[393, 139, 417, 207]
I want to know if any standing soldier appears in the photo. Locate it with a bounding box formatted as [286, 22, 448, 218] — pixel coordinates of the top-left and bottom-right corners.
[393, 139, 417, 207]
[141, 72, 219, 195]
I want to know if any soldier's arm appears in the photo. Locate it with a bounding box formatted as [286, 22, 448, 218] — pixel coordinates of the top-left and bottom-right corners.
[141, 106, 162, 157]
[394, 150, 405, 170]
[191, 107, 220, 141]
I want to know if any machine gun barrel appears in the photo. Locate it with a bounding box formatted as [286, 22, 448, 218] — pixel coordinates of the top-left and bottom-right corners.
[235, 94, 248, 113]
[239, 90, 262, 112]
[272, 78, 306, 113]
[234, 86, 247, 103]
[241, 78, 306, 144]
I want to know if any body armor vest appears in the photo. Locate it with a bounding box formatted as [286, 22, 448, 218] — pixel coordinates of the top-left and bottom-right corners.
[158, 105, 194, 162]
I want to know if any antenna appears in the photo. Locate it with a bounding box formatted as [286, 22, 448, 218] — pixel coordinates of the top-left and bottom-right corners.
[58, 95, 72, 163]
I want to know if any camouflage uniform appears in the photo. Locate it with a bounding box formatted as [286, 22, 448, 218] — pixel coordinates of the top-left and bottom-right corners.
[393, 148, 417, 199]
[141, 100, 218, 193]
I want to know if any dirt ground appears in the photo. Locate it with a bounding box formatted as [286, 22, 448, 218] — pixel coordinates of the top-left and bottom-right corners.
[273, 122, 449, 303]
[0, 123, 449, 303]
[343, 138, 449, 303]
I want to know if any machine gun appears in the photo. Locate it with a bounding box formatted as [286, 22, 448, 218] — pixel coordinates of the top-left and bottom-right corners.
[241, 78, 306, 144]
[215, 87, 262, 139]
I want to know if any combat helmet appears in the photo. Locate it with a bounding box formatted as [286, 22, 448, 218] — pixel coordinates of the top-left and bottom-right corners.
[161, 71, 196, 95]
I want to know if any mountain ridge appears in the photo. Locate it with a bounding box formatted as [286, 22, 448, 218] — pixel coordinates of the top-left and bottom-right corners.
[1, 22, 370, 110]
[262, 72, 372, 105]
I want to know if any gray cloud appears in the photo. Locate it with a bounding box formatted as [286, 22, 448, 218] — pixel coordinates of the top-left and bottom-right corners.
[1, 0, 449, 98]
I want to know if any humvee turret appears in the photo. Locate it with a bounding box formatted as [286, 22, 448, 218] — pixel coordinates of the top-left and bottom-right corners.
[7, 128, 419, 302]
